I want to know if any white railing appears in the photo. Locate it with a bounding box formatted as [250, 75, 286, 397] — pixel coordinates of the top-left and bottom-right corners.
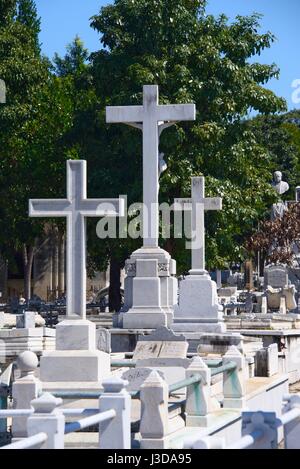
[226, 428, 266, 450]
[182, 394, 300, 449]
[0, 377, 131, 450]
[139, 347, 245, 449]
[64, 409, 116, 434]
[2, 432, 48, 450]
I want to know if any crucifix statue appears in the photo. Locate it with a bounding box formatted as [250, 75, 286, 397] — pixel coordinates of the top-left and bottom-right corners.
[106, 85, 196, 248]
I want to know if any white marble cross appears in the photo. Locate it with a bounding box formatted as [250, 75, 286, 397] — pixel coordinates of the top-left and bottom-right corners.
[106, 85, 196, 248]
[174, 177, 222, 274]
[0, 79, 5, 103]
[29, 160, 124, 319]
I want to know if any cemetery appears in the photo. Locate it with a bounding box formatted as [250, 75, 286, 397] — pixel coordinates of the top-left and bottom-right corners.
[0, 0, 300, 454]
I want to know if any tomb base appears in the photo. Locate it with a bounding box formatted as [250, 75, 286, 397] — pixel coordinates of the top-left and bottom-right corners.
[40, 350, 110, 382]
[172, 321, 226, 334]
[172, 332, 244, 355]
[121, 246, 177, 329]
[173, 272, 225, 333]
[123, 311, 168, 329]
[40, 319, 110, 385]
[196, 333, 244, 356]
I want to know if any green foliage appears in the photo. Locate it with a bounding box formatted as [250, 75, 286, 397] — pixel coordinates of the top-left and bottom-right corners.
[0, 2, 75, 268]
[0, 0, 294, 287]
[248, 114, 300, 197]
[0, 0, 16, 27]
[54, 36, 90, 78]
[17, 0, 41, 53]
[89, 0, 286, 272]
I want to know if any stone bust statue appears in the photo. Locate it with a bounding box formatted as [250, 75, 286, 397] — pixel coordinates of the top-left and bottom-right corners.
[272, 171, 289, 195]
[271, 171, 289, 220]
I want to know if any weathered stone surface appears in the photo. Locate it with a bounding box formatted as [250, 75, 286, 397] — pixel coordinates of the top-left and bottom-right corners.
[16, 312, 36, 329]
[97, 328, 111, 353]
[139, 326, 186, 342]
[40, 350, 110, 382]
[133, 327, 188, 360]
[121, 367, 165, 392]
[108, 86, 195, 329]
[255, 343, 279, 377]
[264, 264, 288, 289]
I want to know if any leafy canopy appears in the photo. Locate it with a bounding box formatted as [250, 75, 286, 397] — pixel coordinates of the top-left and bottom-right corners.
[89, 0, 287, 271]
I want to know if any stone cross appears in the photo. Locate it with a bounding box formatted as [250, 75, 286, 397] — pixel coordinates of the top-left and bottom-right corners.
[0, 79, 6, 104]
[29, 160, 124, 319]
[106, 85, 196, 248]
[174, 177, 222, 274]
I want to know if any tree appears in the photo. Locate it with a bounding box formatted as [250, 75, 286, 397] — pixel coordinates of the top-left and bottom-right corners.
[54, 36, 89, 77]
[0, 1, 75, 299]
[86, 0, 286, 302]
[17, 0, 41, 54]
[248, 114, 300, 197]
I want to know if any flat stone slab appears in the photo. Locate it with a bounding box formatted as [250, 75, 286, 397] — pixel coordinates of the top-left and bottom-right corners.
[0, 328, 43, 338]
[40, 350, 110, 383]
[138, 326, 186, 342]
[133, 326, 188, 359]
[133, 341, 188, 360]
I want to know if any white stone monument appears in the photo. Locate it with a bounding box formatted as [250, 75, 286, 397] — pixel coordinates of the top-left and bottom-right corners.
[29, 160, 124, 387]
[172, 176, 225, 332]
[106, 85, 196, 328]
[0, 79, 6, 104]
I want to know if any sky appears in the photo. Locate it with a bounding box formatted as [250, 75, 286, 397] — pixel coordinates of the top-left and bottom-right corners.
[35, 0, 300, 110]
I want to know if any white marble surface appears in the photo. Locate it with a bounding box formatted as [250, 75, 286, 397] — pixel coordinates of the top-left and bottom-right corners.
[55, 319, 96, 351]
[40, 350, 110, 382]
[106, 85, 195, 248]
[174, 177, 222, 272]
[140, 371, 169, 448]
[29, 160, 123, 319]
[173, 274, 226, 332]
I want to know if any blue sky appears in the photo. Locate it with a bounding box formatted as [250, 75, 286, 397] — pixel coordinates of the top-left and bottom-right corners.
[36, 0, 300, 110]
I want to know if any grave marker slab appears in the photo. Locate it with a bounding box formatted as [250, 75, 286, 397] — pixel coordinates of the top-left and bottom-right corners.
[133, 328, 189, 393]
[264, 265, 288, 289]
[133, 327, 188, 359]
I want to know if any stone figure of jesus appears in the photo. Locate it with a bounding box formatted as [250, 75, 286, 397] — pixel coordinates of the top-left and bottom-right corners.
[271, 171, 289, 220]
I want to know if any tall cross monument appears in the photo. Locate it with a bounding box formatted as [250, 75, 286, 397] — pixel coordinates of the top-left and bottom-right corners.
[174, 176, 222, 275]
[172, 176, 226, 334]
[106, 85, 196, 247]
[106, 86, 196, 329]
[29, 160, 124, 384]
